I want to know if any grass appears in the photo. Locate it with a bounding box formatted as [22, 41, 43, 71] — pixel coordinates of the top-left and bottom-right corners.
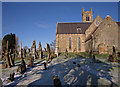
[77, 52, 89, 58]
[95, 53, 109, 59]
[58, 52, 109, 59]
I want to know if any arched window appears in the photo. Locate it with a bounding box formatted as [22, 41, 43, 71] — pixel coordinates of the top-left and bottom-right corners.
[69, 37, 71, 50]
[86, 15, 90, 21]
[78, 37, 81, 50]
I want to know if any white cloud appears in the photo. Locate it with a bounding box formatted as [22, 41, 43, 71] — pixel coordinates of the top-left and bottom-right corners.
[35, 23, 54, 29]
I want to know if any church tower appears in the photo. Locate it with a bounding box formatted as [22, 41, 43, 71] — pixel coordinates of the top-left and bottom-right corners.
[82, 8, 93, 22]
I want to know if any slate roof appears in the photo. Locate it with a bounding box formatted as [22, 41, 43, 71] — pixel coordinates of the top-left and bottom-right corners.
[56, 22, 92, 34]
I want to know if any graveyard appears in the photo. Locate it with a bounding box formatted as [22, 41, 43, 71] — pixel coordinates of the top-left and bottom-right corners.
[1, 38, 120, 86]
[1, 2, 120, 87]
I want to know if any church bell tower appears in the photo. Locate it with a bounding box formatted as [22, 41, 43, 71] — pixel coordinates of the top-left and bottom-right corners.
[82, 8, 93, 22]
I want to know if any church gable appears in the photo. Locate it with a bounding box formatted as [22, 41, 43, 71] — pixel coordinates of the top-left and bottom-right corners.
[94, 15, 118, 35]
[92, 15, 119, 49]
[85, 15, 102, 38]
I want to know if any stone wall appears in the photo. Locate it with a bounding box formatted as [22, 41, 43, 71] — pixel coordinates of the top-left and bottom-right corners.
[86, 15, 119, 54]
[56, 34, 86, 53]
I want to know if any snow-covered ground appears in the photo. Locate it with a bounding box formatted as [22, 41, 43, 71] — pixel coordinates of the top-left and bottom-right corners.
[1, 56, 120, 86]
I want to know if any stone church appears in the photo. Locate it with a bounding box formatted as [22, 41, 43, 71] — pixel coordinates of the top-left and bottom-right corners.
[55, 8, 120, 54]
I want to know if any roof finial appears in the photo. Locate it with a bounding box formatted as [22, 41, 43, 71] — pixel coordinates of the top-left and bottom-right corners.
[91, 8, 92, 13]
[83, 8, 84, 13]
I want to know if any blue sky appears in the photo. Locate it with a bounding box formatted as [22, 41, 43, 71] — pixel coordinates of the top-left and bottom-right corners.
[2, 2, 118, 49]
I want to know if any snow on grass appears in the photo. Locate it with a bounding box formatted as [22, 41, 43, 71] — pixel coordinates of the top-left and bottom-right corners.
[2, 56, 120, 86]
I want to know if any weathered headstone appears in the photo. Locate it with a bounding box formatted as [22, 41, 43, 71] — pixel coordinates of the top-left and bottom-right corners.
[46, 43, 51, 64]
[19, 42, 22, 59]
[43, 62, 47, 70]
[12, 49, 15, 66]
[113, 46, 116, 53]
[9, 72, 15, 82]
[108, 46, 118, 62]
[64, 49, 68, 58]
[9, 49, 14, 66]
[28, 53, 34, 67]
[55, 47, 59, 57]
[73, 48, 77, 54]
[17, 59, 27, 74]
[92, 54, 96, 63]
[39, 42, 43, 59]
[5, 41, 11, 68]
[89, 51, 92, 58]
[31, 40, 36, 60]
[23, 49, 26, 58]
[53, 75, 62, 87]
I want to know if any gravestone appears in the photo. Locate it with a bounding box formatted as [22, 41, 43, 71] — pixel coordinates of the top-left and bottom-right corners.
[28, 53, 34, 67]
[12, 49, 15, 66]
[46, 43, 51, 63]
[17, 59, 27, 74]
[64, 49, 68, 58]
[31, 40, 36, 60]
[23, 49, 26, 58]
[19, 42, 22, 59]
[92, 54, 96, 63]
[9, 49, 14, 66]
[39, 42, 43, 59]
[43, 62, 47, 70]
[55, 47, 59, 57]
[73, 48, 77, 54]
[5, 40, 11, 68]
[53, 75, 62, 87]
[89, 51, 92, 58]
[108, 46, 118, 62]
[9, 72, 15, 82]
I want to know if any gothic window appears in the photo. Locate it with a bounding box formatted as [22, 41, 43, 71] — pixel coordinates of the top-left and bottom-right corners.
[86, 15, 90, 21]
[78, 37, 81, 50]
[69, 37, 71, 50]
